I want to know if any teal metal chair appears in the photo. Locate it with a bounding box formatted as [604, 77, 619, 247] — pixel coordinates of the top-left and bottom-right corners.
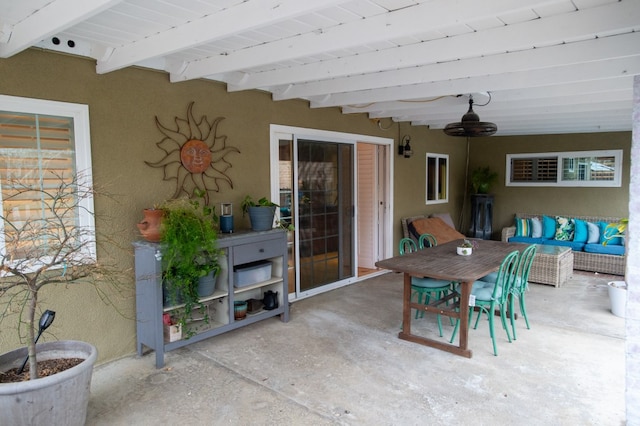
[479, 245, 537, 340]
[450, 250, 520, 356]
[418, 233, 437, 250]
[399, 237, 452, 337]
[509, 245, 537, 339]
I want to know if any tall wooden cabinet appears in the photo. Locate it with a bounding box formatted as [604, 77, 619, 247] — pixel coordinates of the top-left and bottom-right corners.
[134, 229, 289, 368]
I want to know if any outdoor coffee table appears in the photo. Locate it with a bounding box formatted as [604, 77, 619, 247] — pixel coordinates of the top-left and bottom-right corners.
[527, 244, 574, 287]
[375, 239, 526, 358]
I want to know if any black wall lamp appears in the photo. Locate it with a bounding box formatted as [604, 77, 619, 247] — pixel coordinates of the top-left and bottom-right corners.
[398, 135, 413, 158]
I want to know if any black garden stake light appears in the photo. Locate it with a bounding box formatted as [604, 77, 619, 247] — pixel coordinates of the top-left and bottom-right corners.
[18, 309, 56, 374]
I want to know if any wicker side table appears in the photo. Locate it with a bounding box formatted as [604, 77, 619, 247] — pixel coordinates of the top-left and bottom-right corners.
[528, 245, 574, 287]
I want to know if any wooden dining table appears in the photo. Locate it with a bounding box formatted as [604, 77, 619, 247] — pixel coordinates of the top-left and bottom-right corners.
[375, 239, 525, 358]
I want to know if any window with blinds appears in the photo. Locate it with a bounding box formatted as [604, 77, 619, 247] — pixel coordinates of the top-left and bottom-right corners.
[506, 150, 623, 187]
[0, 95, 94, 268]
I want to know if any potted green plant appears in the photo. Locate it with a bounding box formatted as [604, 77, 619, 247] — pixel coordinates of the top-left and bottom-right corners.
[471, 166, 498, 194]
[0, 173, 126, 425]
[159, 196, 220, 335]
[456, 239, 474, 256]
[241, 195, 278, 231]
[241, 195, 295, 232]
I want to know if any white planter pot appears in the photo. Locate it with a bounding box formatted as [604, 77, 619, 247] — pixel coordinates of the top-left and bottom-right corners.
[0, 340, 97, 426]
[457, 246, 472, 256]
[607, 281, 627, 318]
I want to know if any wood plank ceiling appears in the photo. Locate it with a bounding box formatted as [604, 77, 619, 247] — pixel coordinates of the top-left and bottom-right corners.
[1, 0, 639, 135]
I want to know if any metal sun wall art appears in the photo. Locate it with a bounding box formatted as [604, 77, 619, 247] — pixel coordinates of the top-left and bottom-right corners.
[145, 102, 240, 204]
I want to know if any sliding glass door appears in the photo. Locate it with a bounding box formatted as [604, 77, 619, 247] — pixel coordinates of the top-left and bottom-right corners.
[296, 139, 354, 292]
[273, 125, 392, 300]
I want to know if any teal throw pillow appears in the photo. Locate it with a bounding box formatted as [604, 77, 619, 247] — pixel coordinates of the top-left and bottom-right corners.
[600, 221, 624, 245]
[530, 217, 542, 238]
[586, 222, 600, 244]
[542, 215, 556, 239]
[554, 216, 574, 241]
[573, 219, 588, 243]
[515, 218, 531, 237]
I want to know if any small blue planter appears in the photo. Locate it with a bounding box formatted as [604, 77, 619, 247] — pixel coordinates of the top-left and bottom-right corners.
[248, 206, 276, 231]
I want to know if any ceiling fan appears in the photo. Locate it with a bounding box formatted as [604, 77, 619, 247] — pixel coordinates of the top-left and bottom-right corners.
[443, 95, 497, 137]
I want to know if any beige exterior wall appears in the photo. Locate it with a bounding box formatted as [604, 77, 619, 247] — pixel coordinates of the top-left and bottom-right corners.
[0, 49, 631, 365]
[468, 132, 631, 238]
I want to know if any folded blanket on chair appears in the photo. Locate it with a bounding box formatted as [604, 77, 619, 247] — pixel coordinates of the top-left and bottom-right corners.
[408, 217, 466, 245]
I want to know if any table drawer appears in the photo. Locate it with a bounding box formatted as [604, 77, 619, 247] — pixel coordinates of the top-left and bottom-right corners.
[233, 239, 281, 265]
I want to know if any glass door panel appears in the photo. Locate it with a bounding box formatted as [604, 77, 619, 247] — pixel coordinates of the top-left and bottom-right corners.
[297, 139, 354, 292]
[278, 138, 296, 294]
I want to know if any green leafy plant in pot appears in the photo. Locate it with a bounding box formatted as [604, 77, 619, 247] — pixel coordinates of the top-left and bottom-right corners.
[240, 195, 275, 231]
[0, 172, 127, 424]
[159, 196, 220, 335]
[241, 195, 295, 232]
[470, 166, 498, 194]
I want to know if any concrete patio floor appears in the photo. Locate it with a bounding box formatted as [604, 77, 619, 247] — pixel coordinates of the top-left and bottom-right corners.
[87, 270, 625, 425]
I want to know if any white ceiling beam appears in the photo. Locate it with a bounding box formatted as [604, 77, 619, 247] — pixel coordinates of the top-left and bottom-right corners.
[489, 115, 632, 135]
[0, 0, 122, 58]
[272, 32, 640, 100]
[341, 77, 635, 115]
[96, 0, 344, 74]
[420, 116, 632, 135]
[396, 101, 631, 127]
[414, 108, 631, 128]
[368, 90, 632, 119]
[173, 0, 552, 82]
[309, 56, 640, 108]
[228, 0, 640, 92]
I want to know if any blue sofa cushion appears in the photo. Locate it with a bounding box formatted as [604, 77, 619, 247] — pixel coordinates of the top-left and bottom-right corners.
[515, 217, 531, 237]
[584, 243, 625, 256]
[573, 219, 588, 243]
[543, 239, 586, 251]
[508, 236, 546, 244]
[599, 221, 624, 246]
[554, 216, 575, 241]
[587, 221, 600, 244]
[542, 215, 556, 239]
[530, 217, 543, 238]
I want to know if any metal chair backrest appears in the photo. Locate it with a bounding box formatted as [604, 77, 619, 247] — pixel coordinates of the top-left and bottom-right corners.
[418, 233, 437, 249]
[399, 237, 418, 255]
[513, 245, 537, 296]
[492, 250, 520, 305]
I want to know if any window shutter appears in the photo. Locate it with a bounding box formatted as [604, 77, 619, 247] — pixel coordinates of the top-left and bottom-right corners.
[0, 111, 76, 260]
[511, 157, 557, 182]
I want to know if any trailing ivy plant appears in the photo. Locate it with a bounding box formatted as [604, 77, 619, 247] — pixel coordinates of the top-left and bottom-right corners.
[159, 195, 220, 336]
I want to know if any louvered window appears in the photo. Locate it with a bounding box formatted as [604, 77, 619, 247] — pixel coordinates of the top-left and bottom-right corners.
[507, 150, 622, 187]
[0, 95, 95, 269]
[510, 157, 557, 182]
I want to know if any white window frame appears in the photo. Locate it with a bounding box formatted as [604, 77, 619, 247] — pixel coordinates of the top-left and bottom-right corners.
[0, 95, 96, 269]
[425, 153, 449, 204]
[506, 149, 623, 187]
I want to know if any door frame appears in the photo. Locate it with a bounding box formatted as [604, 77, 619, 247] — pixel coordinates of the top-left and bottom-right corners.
[270, 125, 394, 301]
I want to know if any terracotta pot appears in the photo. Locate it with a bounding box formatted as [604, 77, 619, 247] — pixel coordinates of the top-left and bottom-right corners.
[137, 208, 164, 242]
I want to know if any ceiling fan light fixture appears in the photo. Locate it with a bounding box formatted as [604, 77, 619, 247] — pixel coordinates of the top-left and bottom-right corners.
[443, 97, 497, 137]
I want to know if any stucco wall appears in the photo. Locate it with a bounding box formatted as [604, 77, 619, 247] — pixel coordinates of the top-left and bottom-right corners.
[0, 49, 398, 363]
[467, 132, 631, 238]
[0, 48, 632, 366]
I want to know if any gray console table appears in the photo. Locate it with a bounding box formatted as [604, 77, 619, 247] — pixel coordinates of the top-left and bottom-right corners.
[134, 229, 289, 368]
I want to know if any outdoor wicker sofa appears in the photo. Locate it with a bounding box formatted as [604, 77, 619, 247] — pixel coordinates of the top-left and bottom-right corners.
[501, 213, 626, 276]
[401, 213, 626, 277]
